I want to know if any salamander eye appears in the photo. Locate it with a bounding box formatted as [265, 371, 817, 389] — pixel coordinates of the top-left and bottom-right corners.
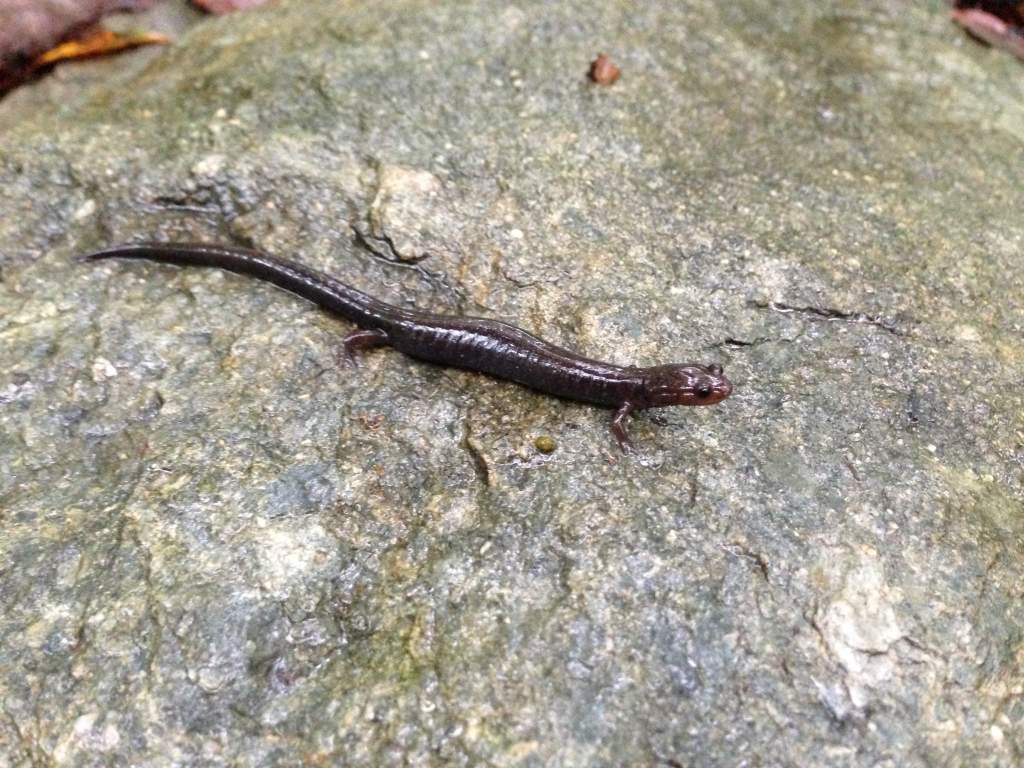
[696, 384, 712, 398]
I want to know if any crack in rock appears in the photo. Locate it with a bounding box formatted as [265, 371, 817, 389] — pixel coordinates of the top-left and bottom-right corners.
[750, 300, 903, 335]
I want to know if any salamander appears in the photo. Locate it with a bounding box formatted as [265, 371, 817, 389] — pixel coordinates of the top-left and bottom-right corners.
[83, 242, 732, 451]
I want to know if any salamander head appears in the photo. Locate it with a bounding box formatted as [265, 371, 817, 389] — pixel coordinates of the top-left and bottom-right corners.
[640, 363, 732, 408]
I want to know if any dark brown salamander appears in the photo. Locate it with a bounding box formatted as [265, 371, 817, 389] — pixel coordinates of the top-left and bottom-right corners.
[84, 242, 732, 451]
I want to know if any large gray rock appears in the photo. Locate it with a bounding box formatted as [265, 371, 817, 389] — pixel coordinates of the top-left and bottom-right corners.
[1, 1, 1022, 765]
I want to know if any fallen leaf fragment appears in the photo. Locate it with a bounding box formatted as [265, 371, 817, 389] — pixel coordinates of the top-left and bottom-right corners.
[587, 53, 620, 85]
[0, 0, 160, 95]
[951, 1, 1024, 60]
[191, 0, 270, 14]
[0, 0, 159, 66]
[34, 27, 169, 67]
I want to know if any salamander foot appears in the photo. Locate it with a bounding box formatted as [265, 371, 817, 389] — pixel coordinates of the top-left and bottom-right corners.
[342, 328, 389, 366]
[611, 401, 636, 453]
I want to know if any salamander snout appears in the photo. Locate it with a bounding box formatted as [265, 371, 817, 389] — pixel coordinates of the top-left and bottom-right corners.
[641, 363, 733, 408]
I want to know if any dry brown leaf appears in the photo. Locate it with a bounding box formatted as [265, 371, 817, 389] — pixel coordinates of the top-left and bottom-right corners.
[34, 27, 169, 67]
[0, 0, 158, 64]
[0, 0, 161, 95]
[951, 1, 1024, 60]
[587, 53, 621, 86]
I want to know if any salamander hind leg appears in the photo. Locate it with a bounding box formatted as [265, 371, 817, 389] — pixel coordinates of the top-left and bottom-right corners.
[342, 328, 390, 366]
[611, 401, 636, 453]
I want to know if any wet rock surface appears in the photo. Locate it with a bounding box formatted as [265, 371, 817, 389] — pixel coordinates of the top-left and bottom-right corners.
[1, 1, 1022, 765]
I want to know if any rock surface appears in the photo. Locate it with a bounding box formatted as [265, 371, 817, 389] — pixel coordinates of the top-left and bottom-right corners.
[1, 1, 1023, 765]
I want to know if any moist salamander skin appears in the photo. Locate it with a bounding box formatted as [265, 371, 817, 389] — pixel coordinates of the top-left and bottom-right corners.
[83, 242, 732, 451]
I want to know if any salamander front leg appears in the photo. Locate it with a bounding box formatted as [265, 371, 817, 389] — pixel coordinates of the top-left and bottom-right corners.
[342, 328, 389, 366]
[611, 401, 636, 453]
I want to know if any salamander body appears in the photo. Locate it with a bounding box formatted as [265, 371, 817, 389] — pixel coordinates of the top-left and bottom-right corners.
[84, 242, 732, 450]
